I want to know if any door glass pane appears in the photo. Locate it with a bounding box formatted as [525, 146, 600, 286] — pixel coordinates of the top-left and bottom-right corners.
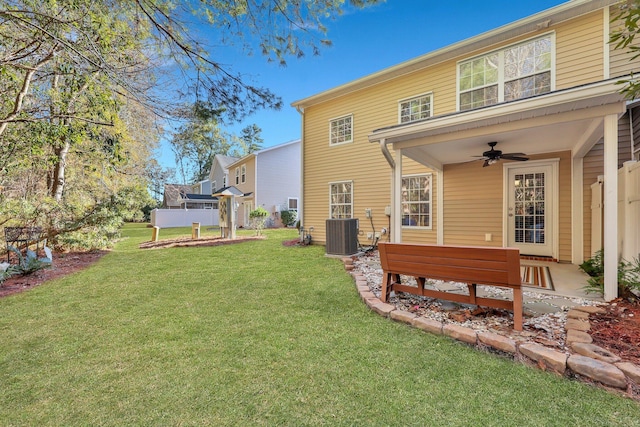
[514, 171, 545, 244]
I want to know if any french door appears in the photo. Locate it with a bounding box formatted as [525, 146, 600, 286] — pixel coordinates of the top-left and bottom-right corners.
[506, 163, 555, 257]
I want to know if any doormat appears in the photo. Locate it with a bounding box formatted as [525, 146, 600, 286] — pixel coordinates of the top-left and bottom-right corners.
[521, 265, 554, 290]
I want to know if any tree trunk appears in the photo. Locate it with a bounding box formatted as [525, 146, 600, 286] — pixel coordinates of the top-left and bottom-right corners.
[51, 134, 70, 202]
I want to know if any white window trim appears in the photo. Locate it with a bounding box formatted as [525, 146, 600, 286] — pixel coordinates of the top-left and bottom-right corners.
[235, 167, 239, 185]
[456, 32, 556, 111]
[401, 173, 433, 230]
[398, 92, 433, 124]
[288, 197, 299, 211]
[241, 164, 246, 184]
[328, 180, 354, 219]
[328, 114, 354, 146]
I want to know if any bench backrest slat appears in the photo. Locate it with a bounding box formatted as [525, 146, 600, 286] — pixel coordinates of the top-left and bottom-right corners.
[379, 242, 521, 286]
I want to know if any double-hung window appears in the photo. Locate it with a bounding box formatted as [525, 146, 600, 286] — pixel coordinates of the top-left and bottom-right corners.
[288, 197, 298, 211]
[235, 167, 239, 185]
[329, 181, 353, 219]
[329, 114, 353, 145]
[241, 165, 246, 183]
[458, 35, 553, 111]
[401, 174, 431, 228]
[399, 93, 432, 123]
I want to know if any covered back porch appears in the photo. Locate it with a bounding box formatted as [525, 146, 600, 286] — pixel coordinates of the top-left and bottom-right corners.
[369, 79, 628, 301]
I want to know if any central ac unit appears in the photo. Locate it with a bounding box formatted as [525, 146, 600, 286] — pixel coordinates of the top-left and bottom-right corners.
[325, 218, 358, 256]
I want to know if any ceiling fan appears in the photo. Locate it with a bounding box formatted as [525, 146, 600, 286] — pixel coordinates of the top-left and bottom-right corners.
[475, 142, 529, 167]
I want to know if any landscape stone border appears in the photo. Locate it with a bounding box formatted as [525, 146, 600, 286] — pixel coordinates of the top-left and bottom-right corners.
[342, 257, 640, 399]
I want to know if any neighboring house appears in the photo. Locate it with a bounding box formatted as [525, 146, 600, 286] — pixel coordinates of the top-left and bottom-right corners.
[162, 184, 193, 209]
[292, 0, 639, 300]
[191, 179, 212, 195]
[209, 154, 239, 194]
[227, 140, 301, 228]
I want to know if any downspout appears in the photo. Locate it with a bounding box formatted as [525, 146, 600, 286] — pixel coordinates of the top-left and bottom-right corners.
[296, 105, 305, 230]
[379, 138, 395, 168]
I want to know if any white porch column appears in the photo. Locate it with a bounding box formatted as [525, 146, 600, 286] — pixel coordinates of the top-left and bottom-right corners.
[571, 157, 584, 264]
[437, 169, 444, 245]
[392, 148, 403, 243]
[603, 113, 619, 301]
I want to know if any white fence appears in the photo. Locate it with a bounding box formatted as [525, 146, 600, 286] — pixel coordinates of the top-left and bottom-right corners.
[151, 209, 219, 228]
[619, 161, 640, 262]
[591, 160, 640, 262]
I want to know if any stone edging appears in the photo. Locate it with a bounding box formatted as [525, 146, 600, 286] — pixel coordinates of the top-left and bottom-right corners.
[342, 257, 640, 397]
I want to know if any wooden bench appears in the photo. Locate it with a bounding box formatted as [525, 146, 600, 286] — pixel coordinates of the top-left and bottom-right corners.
[378, 242, 523, 331]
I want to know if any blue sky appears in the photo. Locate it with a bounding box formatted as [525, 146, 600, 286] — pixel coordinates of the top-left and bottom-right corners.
[157, 0, 567, 171]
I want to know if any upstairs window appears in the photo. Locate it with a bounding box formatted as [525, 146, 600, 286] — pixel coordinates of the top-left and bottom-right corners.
[458, 35, 553, 111]
[241, 165, 246, 183]
[329, 114, 353, 145]
[329, 181, 353, 219]
[399, 93, 432, 123]
[401, 174, 432, 228]
[235, 167, 239, 185]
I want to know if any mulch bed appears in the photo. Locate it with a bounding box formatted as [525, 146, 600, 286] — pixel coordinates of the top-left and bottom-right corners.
[589, 299, 640, 366]
[139, 235, 265, 249]
[0, 251, 108, 298]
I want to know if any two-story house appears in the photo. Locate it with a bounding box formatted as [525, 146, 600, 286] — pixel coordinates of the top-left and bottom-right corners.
[292, 0, 639, 300]
[228, 140, 301, 228]
[208, 154, 239, 193]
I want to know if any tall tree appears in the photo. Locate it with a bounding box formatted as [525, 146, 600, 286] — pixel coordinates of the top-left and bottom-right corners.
[0, 0, 381, 249]
[170, 102, 232, 183]
[238, 124, 264, 155]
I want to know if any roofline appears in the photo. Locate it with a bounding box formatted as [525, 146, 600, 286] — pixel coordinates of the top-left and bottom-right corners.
[227, 139, 301, 168]
[368, 78, 627, 145]
[291, 0, 618, 109]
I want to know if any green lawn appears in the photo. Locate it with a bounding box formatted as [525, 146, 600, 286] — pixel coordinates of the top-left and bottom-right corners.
[0, 223, 638, 426]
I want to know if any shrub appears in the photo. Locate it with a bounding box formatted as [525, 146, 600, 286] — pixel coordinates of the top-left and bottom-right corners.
[249, 207, 269, 236]
[6, 246, 51, 276]
[280, 210, 297, 227]
[580, 249, 640, 301]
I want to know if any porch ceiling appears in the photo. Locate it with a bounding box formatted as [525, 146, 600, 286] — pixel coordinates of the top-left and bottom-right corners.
[369, 79, 627, 169]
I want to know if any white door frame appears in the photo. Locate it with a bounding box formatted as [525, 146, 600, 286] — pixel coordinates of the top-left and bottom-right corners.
[503, 159, 559, 259]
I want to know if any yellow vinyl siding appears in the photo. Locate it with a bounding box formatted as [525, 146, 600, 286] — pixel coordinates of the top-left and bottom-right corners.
[442, 152, 572, 260]
[302, 71, 447, 244]
[609, 5, 639, 79]
[442, 161, 504, 247]
[301, 5, 613, 254]
[556, 11, 604, 88]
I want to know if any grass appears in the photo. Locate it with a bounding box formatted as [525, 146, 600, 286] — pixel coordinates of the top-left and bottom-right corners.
[0, 223, 639, 426]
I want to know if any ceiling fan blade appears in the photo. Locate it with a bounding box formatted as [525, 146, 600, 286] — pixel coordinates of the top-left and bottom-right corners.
[482, 159, 490, 167]
[501, 152, 527, 157]
[502, 155, 529, 161]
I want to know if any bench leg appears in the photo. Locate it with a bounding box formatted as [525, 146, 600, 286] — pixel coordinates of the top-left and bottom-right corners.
[416, 277, 425, 296]
[468, 283, 477, 305]
[512, 288, 523, 331]
[380, 273, 400, 303]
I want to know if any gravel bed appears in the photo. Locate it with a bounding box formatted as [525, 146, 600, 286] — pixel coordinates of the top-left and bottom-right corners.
[353, 251, 604, 352]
